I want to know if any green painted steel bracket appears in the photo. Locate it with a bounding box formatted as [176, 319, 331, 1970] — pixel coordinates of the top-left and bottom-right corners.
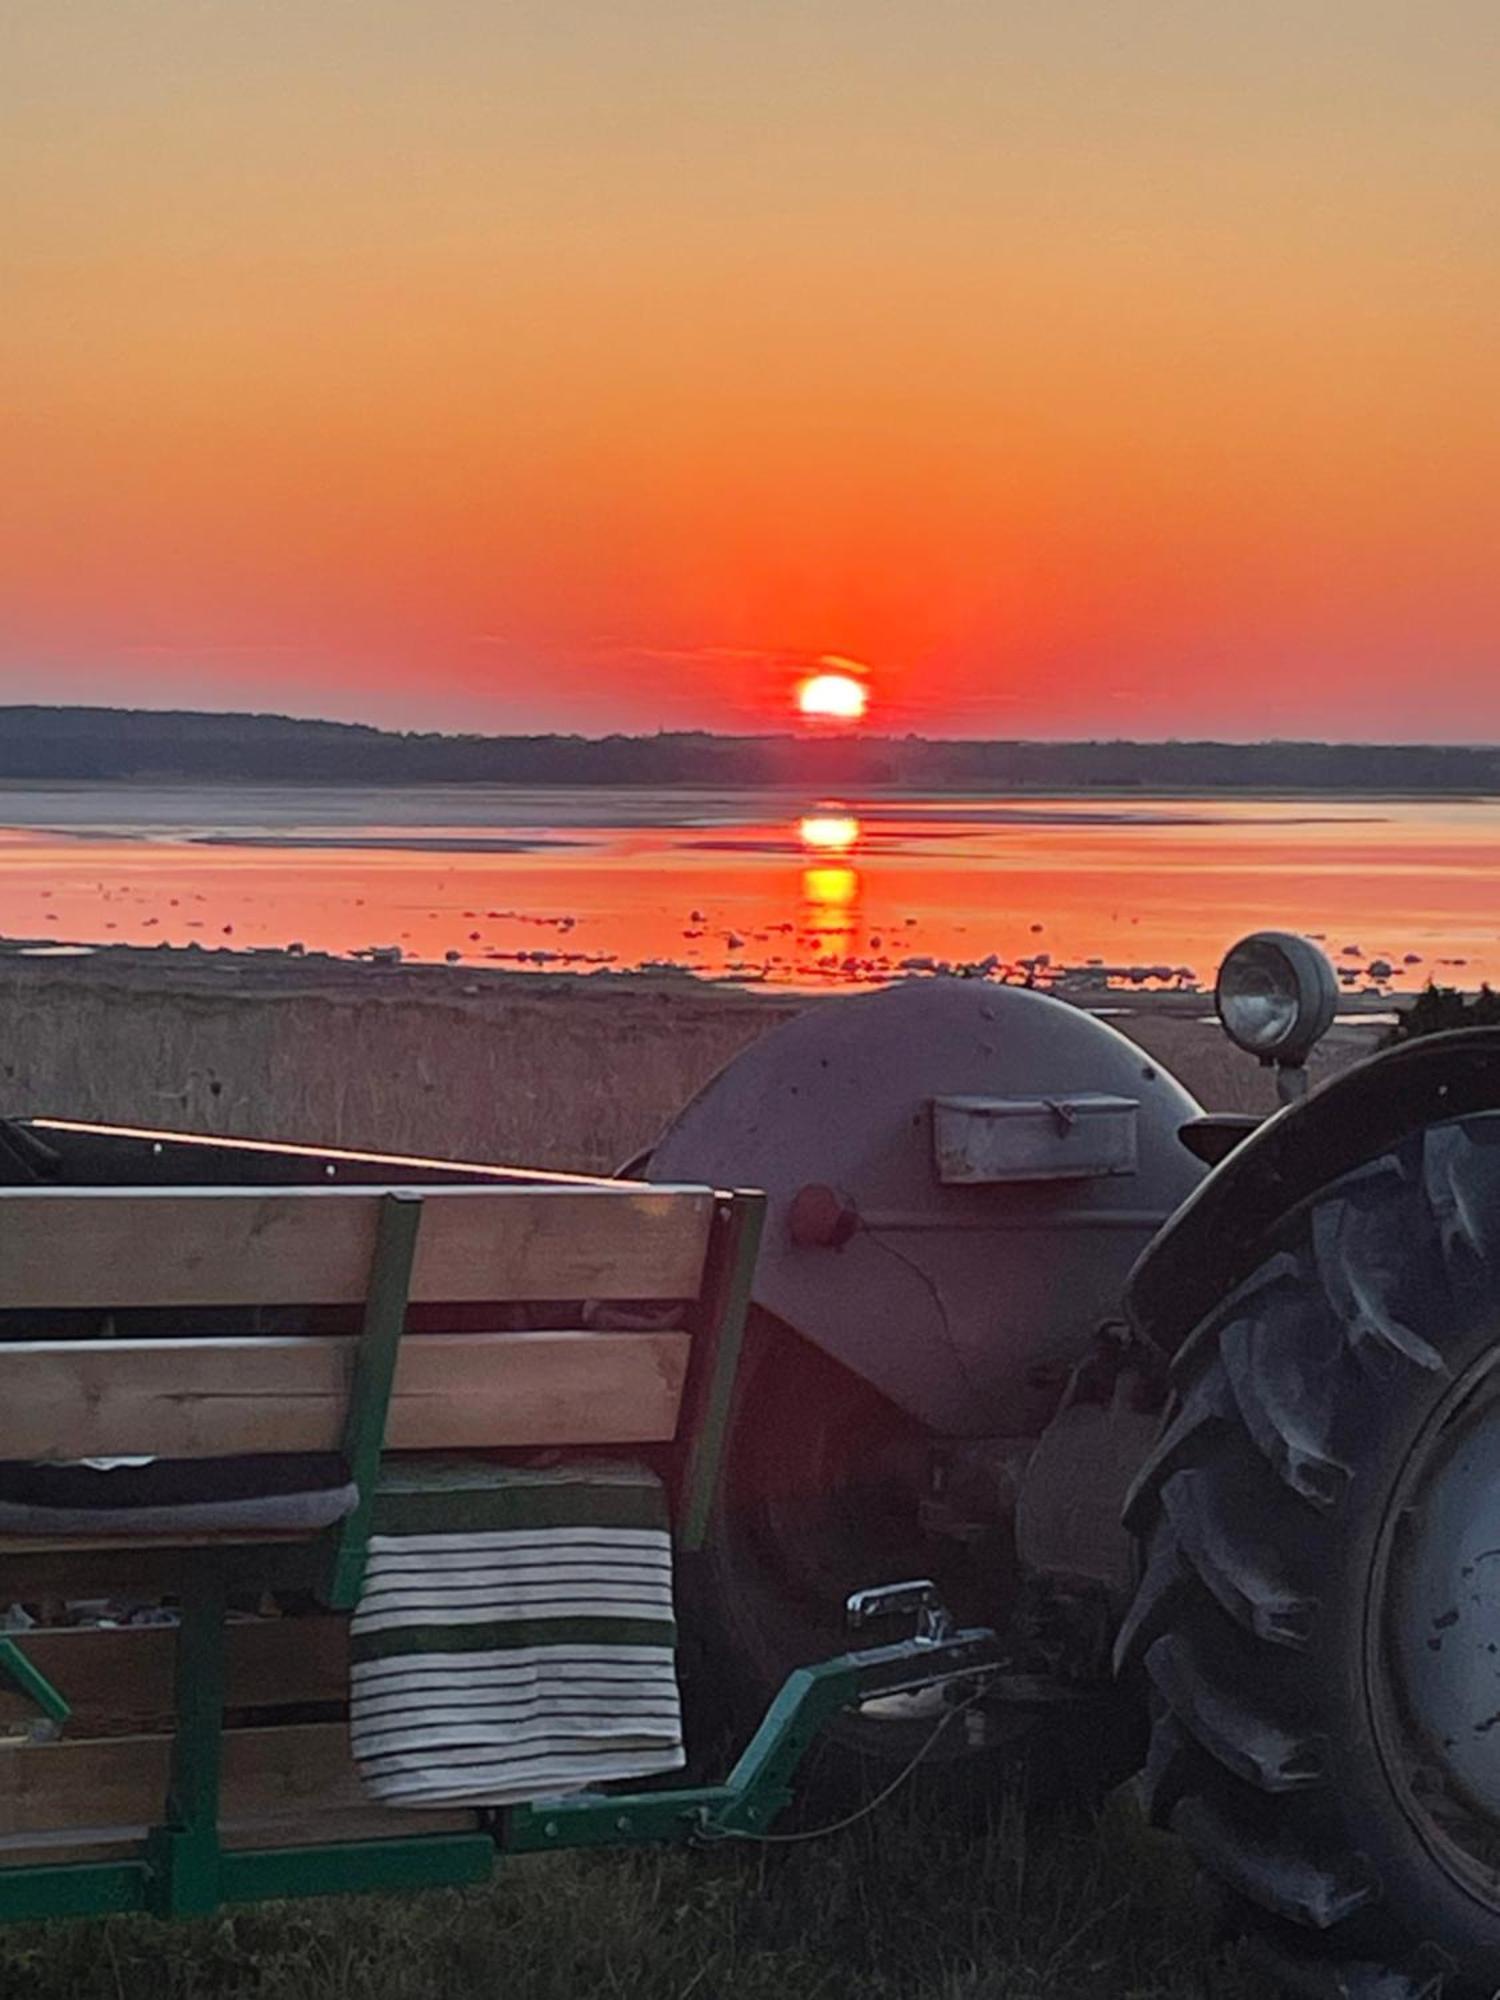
[325, 1189, 424, 1610]
[0, 1859, 149, 1923]
[140, 1542, 491, 1918]
[0, 1835, 495, 1922]
[676, 1189, 767, 1554]
[0, 1625, 994, 1923]
[0, 1638, 70, 1734]
[504, 1623, 998, 1853]
[136, 1193, 430, 1916]
[218, 1833, 496, 1904]
[145, 1558, 228, 1918]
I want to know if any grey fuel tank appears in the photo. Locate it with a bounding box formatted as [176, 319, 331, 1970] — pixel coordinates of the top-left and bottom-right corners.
[645, 980, 1206, 1436]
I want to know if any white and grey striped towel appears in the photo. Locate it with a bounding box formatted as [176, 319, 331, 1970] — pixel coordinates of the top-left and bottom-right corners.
[349, 1461, 685, 1809]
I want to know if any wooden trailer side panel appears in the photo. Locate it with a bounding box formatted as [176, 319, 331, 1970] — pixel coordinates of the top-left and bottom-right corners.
[0, 1725, 474, 1849]
[0, 1621, 351, 1737]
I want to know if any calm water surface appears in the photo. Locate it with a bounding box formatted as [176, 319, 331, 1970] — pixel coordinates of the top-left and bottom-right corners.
[0, 783, 1496, 992]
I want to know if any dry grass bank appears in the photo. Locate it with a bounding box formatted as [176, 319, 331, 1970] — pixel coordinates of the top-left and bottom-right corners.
[0, 952, 1375, 1171]
[0, 956, 800, 1173]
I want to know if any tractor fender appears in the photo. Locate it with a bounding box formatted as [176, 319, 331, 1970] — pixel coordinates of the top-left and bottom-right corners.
[645, 981, 1205, 1436]
[1128, 1025, 1500, 1357]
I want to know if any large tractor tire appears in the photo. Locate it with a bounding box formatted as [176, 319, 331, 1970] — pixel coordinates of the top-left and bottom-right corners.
[1121, 1112, 1500, 1997]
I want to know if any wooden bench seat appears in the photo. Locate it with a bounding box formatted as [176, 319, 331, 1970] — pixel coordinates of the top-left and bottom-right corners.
[0, 1182, 716, 1311]
[0, 1327, 691, 1463]
[0, 1180, 725, 1531]
[0, 1170, 766, 1916]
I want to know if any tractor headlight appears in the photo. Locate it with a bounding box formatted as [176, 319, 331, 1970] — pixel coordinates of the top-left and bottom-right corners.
[1216, 931, 1338, 1065]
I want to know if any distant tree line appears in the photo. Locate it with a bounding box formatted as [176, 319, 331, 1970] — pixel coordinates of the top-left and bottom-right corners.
[0, 706, 1497, 793]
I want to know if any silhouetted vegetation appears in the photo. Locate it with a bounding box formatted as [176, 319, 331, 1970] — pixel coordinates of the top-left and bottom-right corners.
[2, 705, 1499, 792]
[1383, 981, 1500, 1043]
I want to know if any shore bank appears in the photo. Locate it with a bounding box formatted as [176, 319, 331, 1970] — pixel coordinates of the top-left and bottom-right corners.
[0, 947, 1382, 1173]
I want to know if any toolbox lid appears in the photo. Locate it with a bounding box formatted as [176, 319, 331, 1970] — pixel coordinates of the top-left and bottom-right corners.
[931, 1092, 1139, 1183]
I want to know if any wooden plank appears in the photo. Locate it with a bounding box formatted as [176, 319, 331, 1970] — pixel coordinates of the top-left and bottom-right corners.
[0, 1184, 714, 1310]
[0, 1547, 254, 1602]
[0, 1620, 350, 1736]
[0, 1725, 472, 1841]
[0, 1834, 140, 1864]
[412, 1186, 713, 1304]
[0, 1327, 691, 1461]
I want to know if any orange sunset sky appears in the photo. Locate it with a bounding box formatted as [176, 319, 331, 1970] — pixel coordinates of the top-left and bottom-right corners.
[3, 2, 1498, 739]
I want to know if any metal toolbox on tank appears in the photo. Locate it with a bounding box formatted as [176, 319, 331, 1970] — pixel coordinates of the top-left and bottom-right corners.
[931, 1092, 1140, 1184]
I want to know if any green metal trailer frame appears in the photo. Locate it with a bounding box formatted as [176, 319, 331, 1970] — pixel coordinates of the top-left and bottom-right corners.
[0, 1184, 996, 1924]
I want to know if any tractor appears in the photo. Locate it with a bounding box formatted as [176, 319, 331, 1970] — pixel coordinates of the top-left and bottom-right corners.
[637, 933, 1500, 1998]
[0, 929, 1495, 1998]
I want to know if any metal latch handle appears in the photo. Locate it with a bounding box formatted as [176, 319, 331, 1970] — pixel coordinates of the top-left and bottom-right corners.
[845, 1579, 954, 1645]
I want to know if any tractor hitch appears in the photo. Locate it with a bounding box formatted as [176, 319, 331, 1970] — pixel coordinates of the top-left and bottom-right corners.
[505, 1592, 999, 1853]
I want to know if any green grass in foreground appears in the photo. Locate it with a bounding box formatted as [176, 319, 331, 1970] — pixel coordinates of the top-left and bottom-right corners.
[0, 1792, 1278, 2000]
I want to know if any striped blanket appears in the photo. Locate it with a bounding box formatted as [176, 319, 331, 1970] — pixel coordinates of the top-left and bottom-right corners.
[348, 1460, 685, 1809]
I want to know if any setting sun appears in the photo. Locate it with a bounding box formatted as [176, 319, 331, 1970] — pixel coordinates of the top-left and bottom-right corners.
[796, 672, 868, 723]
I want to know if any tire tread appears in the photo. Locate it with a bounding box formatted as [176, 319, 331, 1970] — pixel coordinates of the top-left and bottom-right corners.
[1125, 1116, 1500, 1996]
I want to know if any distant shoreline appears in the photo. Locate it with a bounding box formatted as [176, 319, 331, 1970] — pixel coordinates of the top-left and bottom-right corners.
[1, 705, 1498, 795]
[2, 774, 1498, 805]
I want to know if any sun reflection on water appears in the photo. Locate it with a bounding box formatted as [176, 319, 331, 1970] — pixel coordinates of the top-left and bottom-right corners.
[802, 863, 860, 908]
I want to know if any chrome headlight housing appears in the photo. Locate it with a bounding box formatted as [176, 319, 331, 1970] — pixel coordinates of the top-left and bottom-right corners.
[1216, 931, 1338, 1064]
